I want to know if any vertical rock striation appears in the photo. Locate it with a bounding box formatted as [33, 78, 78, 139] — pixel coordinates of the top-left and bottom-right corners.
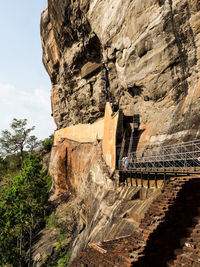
[41, 0, 200, 148]
[38, 0, 200, 265]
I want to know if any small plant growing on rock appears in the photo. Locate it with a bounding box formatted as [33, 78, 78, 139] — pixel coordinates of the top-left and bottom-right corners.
[46, 212, 61, 229]
[57, 252, 70, 267]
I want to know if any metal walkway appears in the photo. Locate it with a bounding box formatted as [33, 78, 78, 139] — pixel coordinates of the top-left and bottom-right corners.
[119, 139, 200, 171]
[118, 139, 200, 187]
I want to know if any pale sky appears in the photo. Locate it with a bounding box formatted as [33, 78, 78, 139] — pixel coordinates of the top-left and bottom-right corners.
[0, 1, 56, 140]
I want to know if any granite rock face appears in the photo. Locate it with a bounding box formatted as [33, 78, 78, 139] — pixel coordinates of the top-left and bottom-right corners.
[39, 0, 200, 264]
[41, 0, 200, 147]
[32, 139, 161, 265]
[47, 140, 161, 263]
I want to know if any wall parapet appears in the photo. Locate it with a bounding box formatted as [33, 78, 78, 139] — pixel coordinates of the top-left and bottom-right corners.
[53, 102, 120, 172]
[54, 118, 104, 146]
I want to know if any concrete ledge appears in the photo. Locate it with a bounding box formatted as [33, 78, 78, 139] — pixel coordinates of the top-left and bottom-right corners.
[54, 118, 104, 145]
[54, 102, 120, 172]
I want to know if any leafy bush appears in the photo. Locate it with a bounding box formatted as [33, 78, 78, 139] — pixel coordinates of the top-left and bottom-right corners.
[42, 134, 54, 153]
[0, 154, 51, 266]
[57, 252, 70, 267]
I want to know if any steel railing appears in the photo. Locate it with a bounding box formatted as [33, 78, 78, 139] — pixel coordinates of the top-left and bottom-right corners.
[118, 139, 200, 172]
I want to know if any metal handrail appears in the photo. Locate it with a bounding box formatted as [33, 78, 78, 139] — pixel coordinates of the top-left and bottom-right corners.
[118, 139, 200, 171]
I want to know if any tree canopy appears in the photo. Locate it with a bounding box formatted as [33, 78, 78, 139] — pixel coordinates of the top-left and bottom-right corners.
[0, 118, 53, 265]
[0, 154, 51, 266]
[0, 118, 41, 164]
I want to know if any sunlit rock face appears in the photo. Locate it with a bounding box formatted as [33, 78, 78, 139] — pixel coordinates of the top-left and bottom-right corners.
[41, 0, 200, 148]
[39, 1, 200, 264]
[47, 139, 161, 262]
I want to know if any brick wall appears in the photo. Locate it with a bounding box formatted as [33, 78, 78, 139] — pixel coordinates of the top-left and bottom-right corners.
[70, 176, 200, 266]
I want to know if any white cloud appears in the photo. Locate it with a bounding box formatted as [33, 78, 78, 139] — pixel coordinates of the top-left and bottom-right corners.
[0, 83, 56, 140]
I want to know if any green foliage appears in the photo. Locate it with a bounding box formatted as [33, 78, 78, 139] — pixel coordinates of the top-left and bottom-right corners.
[4, 153, 21, 170]
[0, 118, 53, 265]
[0, 156, 7, 170]
[46, 250, 71, 267]
[56, 233, 71, 251]
[0, 154, 23, 199]
[42, 134, 54, 153]
[57, 252, 70, 267]
[0, 156, 8, 178]
[0, 118, 41, 164]
[45, 212, 72, 266]
[46, 212, 60, 229]
[26, 135, 41, 154]
[0, 154, 51, 266]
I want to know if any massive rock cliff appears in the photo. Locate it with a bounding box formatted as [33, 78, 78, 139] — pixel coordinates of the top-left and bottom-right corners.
[37, 0, 200, 265]
[32, 139, 161, 265]
[41, 0, 200, 147]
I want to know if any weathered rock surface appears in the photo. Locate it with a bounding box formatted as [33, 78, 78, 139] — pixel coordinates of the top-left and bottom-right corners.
[32, 139, 161, 265]
[41, 0, 200, 148]
[48, 140, 162, 263]
[38, 0, 200, 265]
[71, 176, 200, 266]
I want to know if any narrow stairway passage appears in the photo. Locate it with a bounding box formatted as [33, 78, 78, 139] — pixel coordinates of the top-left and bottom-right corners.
[132, 179, 200, 267]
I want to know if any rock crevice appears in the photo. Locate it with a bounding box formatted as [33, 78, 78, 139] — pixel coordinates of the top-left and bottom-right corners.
[41, 0, 200, 147]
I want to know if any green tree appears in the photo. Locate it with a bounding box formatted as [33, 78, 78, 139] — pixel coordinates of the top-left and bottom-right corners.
[0, 118, 40, 164]
[27, 135, 41, 154]
[42, 134, 54, 153]
[0, 154, 51, 266]
[0, 156, 7, 176]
